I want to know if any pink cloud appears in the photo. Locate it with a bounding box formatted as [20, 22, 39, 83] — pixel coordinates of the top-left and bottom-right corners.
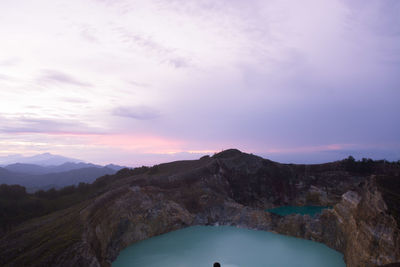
[84, 134, 184, 153]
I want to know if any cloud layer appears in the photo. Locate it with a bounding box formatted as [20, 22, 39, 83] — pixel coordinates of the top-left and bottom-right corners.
[0, 0, 399, 165]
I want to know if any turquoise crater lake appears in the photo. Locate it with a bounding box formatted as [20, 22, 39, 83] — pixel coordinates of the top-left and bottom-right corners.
[112, 226, 345, 267]
[267, 206, 332, 217]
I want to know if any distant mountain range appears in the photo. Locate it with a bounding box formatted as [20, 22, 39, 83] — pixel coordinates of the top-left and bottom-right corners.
[0, 153, 127, 192]
[0, 153, 82, 166]
[3, 162, 125, 175]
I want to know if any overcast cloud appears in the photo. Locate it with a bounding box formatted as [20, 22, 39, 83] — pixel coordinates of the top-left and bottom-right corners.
[0, 0, 399, 165]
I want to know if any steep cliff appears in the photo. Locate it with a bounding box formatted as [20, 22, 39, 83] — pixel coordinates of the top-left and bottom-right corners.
[0, 149, 398, 266]
[271, 176, 400, 267]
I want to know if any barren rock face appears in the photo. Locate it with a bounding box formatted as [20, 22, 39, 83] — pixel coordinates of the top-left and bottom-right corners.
[271, 177, 400, 267]
[332, 178, 400, 267]
[0, 149, 399, 267]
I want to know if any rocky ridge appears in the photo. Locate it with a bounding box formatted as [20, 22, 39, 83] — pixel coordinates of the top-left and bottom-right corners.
[0, 149, 399, 266]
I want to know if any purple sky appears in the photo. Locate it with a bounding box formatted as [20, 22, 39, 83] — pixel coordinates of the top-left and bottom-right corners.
[0, 0, 399, 166]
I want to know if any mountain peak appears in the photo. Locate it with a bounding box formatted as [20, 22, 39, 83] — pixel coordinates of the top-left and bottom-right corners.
[213, 149, 243, 159]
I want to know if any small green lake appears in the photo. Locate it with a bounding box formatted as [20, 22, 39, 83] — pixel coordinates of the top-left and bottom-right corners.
[267, 206, 332, 217]
[112, 225, 345, 267]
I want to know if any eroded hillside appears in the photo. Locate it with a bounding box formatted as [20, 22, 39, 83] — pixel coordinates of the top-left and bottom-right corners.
[0, 149, 399, 267]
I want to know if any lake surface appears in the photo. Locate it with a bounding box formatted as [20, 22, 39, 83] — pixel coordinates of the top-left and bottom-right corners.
[267, 206, 332, 217]
[113, 226, 345, 267]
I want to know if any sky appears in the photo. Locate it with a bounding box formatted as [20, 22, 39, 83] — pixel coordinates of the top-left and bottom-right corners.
[0, 0, 399, 166]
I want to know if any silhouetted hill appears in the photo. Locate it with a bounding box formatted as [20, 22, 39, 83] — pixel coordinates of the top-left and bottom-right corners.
[4, 162, 126, 175]
[0, 167, 13, 176]
[31, 167, 116, 188]
[0, 166, 117, 192]
[105, 164, 126, 171]
[4, 163, 55, 175]
[45, 162, 101, 173]
[0, 167, 24, 184]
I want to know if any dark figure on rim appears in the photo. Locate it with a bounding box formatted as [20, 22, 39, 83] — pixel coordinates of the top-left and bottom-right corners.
[213, 262, 221, 267]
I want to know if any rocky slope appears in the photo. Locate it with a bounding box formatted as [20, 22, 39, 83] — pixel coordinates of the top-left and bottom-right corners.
[271, 176, 400, 266]
[0, 149, 399, 266]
